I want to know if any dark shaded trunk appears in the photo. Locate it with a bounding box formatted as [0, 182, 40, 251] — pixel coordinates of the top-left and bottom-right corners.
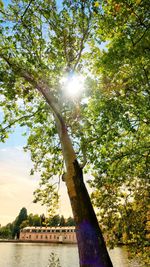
[68, 160, 113, 267]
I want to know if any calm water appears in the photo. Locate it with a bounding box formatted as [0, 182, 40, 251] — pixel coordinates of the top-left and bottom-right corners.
[0, 242, 140, 267]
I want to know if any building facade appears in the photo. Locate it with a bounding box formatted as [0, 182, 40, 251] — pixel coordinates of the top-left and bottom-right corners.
[19, 226, 77, 243]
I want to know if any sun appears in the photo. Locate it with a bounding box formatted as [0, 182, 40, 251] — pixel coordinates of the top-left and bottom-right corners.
[60, 74, 85, 98]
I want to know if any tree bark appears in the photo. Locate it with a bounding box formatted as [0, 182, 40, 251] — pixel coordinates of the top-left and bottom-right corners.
[67, 160, 113, 267]
[54, 119, 113, 267]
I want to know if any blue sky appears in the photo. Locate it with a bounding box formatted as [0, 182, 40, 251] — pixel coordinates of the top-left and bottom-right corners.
[0, 126, 26, 149]
[3, 0, 63, 7]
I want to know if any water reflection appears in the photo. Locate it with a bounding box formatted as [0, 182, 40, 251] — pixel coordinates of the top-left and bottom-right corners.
[0, 242, 140, 267]
[108, 247, 140, 267]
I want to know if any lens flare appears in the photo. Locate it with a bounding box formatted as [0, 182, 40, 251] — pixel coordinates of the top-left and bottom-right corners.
[60, 74, 85, 98]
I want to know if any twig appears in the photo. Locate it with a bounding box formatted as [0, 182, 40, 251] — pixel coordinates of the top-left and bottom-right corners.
[73, 8, 92, 71]
[133, 26, 150, 47]
[20, 0, 34, 22]
[0, 107, 44, 133]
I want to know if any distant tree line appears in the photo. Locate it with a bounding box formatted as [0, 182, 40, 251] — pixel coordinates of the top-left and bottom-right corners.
[0, 207, 75, 239]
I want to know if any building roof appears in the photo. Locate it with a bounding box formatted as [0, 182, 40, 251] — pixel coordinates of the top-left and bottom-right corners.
[22, 226, 75, 230]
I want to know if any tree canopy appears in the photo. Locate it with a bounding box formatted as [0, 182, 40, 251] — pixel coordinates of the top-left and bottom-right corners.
[0, 0, 97, 209]
[0, 0, 149, 265]
[84, 0, 150, 263]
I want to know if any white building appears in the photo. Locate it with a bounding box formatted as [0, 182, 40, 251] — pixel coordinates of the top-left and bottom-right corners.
[20, 226, 77, 243]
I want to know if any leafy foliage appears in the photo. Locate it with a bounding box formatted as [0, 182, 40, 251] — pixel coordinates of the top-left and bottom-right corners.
[0, 0, 96, 212]
[83, 0, 150, 263]
[0, 223, 13, 239]
[0, 0, 149, 264]
[12, 207, 28, 238]
[47, 214, 75, 226]
[47, 252, 61, 267]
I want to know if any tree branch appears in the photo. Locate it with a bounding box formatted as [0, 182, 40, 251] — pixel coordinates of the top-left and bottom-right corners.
[133, 26, 150, 47]
[0, 54, 64, 127]
[73, 8, 92, 71]
[20, 0, 34, 23]
[124, 1, 147, 28]
[0, 107, 43, 133]
[142, 65, 150, 87]
[80, 144, 87, 169]
[0, 53, 77, 174]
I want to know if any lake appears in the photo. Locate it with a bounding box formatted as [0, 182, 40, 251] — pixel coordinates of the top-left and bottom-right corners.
[0, 242, 141, 267]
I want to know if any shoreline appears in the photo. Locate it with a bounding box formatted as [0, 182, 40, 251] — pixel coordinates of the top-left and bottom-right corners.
[0, 239, 77, 244]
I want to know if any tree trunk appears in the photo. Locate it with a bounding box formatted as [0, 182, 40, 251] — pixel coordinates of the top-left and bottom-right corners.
[68, 160, 113, 267]
[53, 104, 113, 267]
